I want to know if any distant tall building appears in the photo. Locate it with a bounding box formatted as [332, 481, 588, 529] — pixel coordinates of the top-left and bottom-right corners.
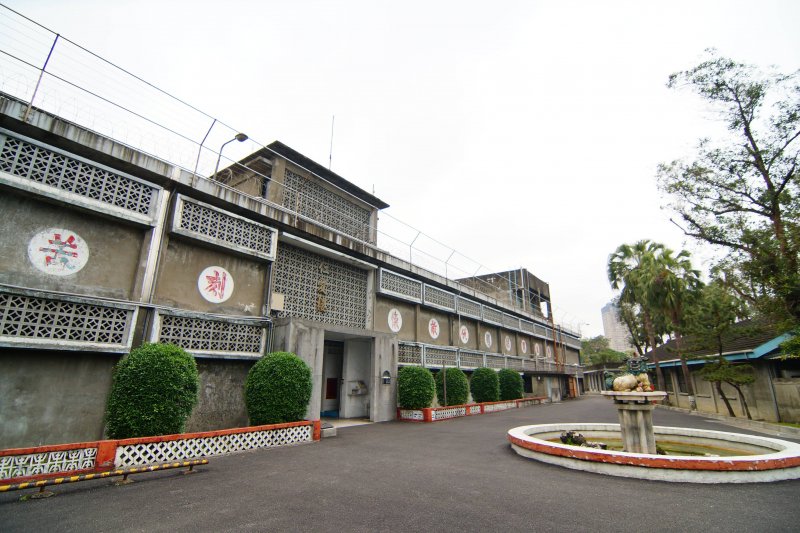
[601, 302, 633, 353]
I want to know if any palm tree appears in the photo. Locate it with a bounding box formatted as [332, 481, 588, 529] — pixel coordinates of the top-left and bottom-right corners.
[649, 248, 703, 409]
[608, 240, 669, 389]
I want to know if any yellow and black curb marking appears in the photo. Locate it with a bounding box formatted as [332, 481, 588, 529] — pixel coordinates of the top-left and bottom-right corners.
[1, 459, 208, 496]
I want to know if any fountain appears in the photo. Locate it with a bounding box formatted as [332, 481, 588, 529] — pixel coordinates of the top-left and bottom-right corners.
[508, 356, 800, 483]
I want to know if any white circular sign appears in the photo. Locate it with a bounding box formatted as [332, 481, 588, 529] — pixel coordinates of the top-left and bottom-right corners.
[459, 325, 469, 344]
[534, 343, 541, 357]
[546, 345, 553, 359]
[521, 339, 528, 354]
[505, 336, 512, 352]
[28, 228, 89, 276]
[428, 318, 440, 339]
[388, 308, 403, 333]
[198, 266, 234, 303]
[484, 331, 492, 348]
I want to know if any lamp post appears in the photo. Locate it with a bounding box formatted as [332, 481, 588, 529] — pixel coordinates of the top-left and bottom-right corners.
[213, 133, 248, 180]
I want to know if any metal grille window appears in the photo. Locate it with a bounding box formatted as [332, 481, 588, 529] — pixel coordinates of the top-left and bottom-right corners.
[456, 297, 482, 319]
[378, 269, 422, 302]
[0, 134, 157, 218]
[482, 306, 503, 325]
[398, 343, 422, 365]
[423, 285, 456, 311]
[282, 169, 371, 241]
[507, 357, 524, 370]
[174, 197, 276, 260]
[503, 313, 520, 330]
[273, 244, 368, 329]
[486, 354, 506, 369]
[425, 346, 457, 367]
[458, 350, 484, 369]
[0, 288, 134, 350]
[158, 314, 265, 356]
[520, 320, 535, 335]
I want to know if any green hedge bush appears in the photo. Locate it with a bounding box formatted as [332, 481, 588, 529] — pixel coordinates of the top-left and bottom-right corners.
[434, 368, 469, 406]
[245, 352, 312, 424]
[397, 366, 435, 409]
[105, 343, 199, 439]
[498, 368, 524, 400]
[470, 367, 499, 403]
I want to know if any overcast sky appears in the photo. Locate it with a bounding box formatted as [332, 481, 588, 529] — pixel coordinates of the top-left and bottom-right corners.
[4, 0, 799, 337]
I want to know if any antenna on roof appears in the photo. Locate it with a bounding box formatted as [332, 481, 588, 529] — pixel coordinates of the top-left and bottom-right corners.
[328, 115, 335, 170]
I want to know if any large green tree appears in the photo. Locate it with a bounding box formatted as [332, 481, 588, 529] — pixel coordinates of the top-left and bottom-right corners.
[580, 335, 627, 366]
[658, 51, 800, 326]
[684, 281, 748, 416]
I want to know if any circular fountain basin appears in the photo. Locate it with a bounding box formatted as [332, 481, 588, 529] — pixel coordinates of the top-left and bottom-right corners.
[508, 423, 800, 483]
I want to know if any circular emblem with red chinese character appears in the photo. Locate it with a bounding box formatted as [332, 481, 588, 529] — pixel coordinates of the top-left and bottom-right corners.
[521, 339, 528, 354]
[428, 318, 440, 339]
[534, 343, 541, 357]
[388, 308, 403, 333]
[484, 331, 492, 348]
[505, 336, 512, 352]
[546, 345, 553, 359]
[28, 228, 89, 276]
[198, 266, 234, 303]
[459, 325, 469, 344]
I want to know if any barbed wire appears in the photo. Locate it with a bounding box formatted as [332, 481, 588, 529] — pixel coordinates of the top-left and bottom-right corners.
[0, 4, 583, 336]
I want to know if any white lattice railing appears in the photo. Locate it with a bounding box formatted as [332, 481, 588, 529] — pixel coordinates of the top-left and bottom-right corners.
[396, 397, 548, 423]
[483, 401, 517, 413]
[431, 407, 467, 421]
[397, 409, 425, 421]
[0, 446, 97, 481]
[115, 423, 313, 468]
[0, 420, 319, 483]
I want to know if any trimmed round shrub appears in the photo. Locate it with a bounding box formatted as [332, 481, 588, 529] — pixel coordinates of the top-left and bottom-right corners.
[245, 352, 312, 425]
[105, 343, 199, 439]
[397, 366, 435, 409]
[498, 368, 524, 400]
[434, 368, 469, 406]
[470, 367, 499, 403]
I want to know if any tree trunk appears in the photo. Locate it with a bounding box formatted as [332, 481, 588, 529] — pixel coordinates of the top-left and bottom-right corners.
[731, 383, 752, 420]
[642, 311, 665, 394]
[715, 381, 736, 417]
[675, 333, 696, 410]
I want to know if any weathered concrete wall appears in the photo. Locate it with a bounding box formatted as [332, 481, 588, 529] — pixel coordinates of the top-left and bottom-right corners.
[477, 323, 499, 353]
[416, 307, 451, 346]
[499, 330, 517, 356]
[451, 317, 478, 350]
[0, 351, 118, 448]
[374, 297, 416, 340]
[773, 378, 800, 423]
[0, 192, 145, 300]
[185, 358, 255, 432]
[371, 335, 398, 421]
[663, 366, 779, 422]
[154, 238, 267, 315]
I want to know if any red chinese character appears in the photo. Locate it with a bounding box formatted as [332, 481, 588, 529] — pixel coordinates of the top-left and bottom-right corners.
[204, 270, 227, 299]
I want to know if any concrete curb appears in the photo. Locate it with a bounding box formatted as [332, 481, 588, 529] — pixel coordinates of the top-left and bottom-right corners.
[656, 404, 800, 439]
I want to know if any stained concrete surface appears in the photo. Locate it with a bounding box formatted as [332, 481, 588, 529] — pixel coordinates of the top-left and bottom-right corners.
[2, 395, 799, 532]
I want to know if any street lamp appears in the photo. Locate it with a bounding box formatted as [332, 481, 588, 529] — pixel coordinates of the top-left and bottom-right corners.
[213, 133, 248, 181]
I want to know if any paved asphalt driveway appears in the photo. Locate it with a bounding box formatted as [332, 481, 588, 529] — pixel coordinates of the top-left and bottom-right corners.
[2, 395, 799, 532]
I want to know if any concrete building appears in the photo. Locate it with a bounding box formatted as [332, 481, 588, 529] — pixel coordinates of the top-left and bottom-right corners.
[601, 301, 633, 353]
[648, 323, 799, 423]
[0, 92, 582, 448]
